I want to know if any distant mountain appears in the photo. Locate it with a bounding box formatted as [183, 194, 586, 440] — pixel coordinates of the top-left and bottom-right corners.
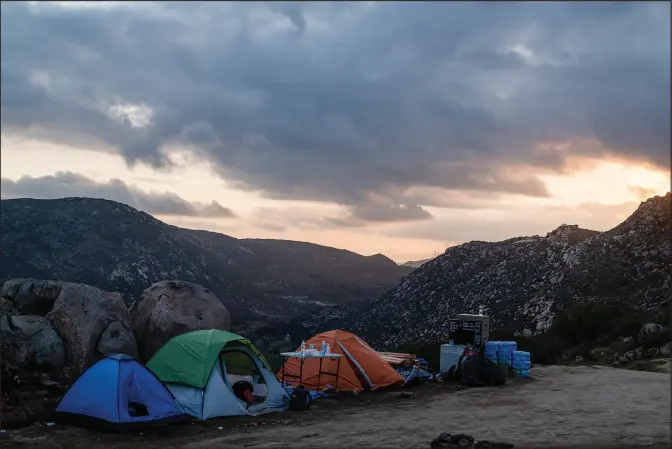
[310, 193, 671, 349]
[0, 197, 412, 325]
[400, 258, 434, 268]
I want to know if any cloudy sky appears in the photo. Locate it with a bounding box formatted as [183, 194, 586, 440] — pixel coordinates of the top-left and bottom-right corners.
[1, 1, 670, 263]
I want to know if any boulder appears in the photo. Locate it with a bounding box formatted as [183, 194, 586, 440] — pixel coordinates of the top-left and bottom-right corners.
[0, 313, 65, 375]
[1, 279, 64, 316]
[0, 279, 63, 316]
[1, 296, 16, 313]
[130, 280, 232, 361]
[589, 347, 606, 360]
[660, 342, 671, 358]
[47, 283, 138, 373]
[621, 351, 637, 363]
[97, 321, 137, 355]
[638, 323, 670, 347]
[647, 347, 661, 359]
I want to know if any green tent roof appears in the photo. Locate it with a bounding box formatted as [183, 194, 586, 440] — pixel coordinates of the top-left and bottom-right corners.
[146, 329, 270, 389]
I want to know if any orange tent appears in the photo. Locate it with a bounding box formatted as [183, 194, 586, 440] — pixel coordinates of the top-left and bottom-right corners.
[277, 330, 404, 392]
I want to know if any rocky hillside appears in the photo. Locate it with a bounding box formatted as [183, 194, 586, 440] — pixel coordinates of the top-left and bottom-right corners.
[318, 193, 671, 349]
[0, 197, 412, 324]
[400, 258, 434, 268]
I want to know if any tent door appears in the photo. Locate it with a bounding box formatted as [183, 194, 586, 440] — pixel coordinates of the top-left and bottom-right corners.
[337, 341, 375, 389]
[220, 348, 273, 413]
[127, 373, 150, 417]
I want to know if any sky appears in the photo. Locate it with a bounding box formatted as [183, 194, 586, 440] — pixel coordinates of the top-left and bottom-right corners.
[1, 1, 670, 263]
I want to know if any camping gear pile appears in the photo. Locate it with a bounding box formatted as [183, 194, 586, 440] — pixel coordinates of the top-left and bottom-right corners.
[447, 313, 491, 356]
[441, 344, 505, 387]
[440, 343, 466, 373]
[377, 351, 433, 384]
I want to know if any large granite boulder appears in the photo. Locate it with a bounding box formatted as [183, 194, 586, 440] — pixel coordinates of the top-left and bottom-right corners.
[638, 323, 670, 347]
[0, 313, 65, 375]
[0, 296, 16, 314]
[130, 280, 232, 361]
[47, 283, 138, 373]
[0, 279, 64, 315]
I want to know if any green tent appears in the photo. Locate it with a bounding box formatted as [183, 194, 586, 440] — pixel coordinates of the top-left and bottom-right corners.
[147, 329, 271, 389]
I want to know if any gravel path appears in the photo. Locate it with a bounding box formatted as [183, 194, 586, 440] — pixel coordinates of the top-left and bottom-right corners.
[3, 365, 670, 448]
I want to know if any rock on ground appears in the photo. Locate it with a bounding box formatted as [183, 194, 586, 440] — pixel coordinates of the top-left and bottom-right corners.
[1, 296, 16, 313]
[130, 280, 232, 361]
[47, 283, 138, 373]
[638, 323, 670, 347]
[0, 313, 64, 375]
[1, 279, 64, 315]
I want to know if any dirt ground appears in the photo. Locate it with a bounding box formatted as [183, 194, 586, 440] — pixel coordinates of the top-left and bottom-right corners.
[1, 365, 670, 449]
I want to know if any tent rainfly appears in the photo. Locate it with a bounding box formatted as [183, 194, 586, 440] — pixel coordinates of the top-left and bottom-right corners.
[55, 354, 187, 432]
[147, 329, 290, 419]
[278, 330, 405, 392]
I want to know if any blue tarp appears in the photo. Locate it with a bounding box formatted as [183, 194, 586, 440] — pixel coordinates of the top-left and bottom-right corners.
[281, 381, 339, 400]
[56, 354, 185, 429]
[396, 365, 433, 384]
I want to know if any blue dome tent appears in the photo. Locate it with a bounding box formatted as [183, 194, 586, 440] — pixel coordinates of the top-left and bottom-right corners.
[55, 354, 187, 432]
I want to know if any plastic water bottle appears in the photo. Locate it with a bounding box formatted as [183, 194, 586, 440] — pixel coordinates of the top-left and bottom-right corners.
[321, 341, 326, 355]
[309, 343, 315, 351]
[300, 341, 306, 354]
[326, 343, 331, 355]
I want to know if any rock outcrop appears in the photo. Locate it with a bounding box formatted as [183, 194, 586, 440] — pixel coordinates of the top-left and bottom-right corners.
[47, 283, 138, 373]
[130, 280, 232, 361]
[0, 313, 65, 375]
[312, 193, 671, 349]
[0, 279, 64, 315]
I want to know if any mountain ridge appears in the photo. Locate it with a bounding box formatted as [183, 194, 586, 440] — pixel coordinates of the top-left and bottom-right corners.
[307, 193, 671, 348]
[0, 197, 413, 325]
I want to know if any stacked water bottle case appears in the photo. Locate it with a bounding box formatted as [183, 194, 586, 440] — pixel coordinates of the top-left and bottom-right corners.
[512, 350, 531, 378]
[485, 341, 531, 377]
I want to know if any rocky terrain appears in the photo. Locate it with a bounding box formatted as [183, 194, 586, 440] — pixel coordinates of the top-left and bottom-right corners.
[0, 278, 233, 427]
[0, 197, 412, 325]
[3, 365, 670, 448]
[309, 193, 671, 349]
[400, 258, 435, 268]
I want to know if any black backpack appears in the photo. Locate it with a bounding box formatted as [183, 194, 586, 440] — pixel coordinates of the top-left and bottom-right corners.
[288, 386, 312, 411]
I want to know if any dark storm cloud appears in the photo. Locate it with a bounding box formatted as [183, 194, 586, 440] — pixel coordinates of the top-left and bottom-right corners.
[0, 172, 236, 218]
[1, 2, 669, 222]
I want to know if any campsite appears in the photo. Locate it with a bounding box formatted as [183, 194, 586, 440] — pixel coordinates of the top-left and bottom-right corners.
[3, 364, 670, 449]
[2, 317, 671, 448]
[1, 280, 671, 448]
